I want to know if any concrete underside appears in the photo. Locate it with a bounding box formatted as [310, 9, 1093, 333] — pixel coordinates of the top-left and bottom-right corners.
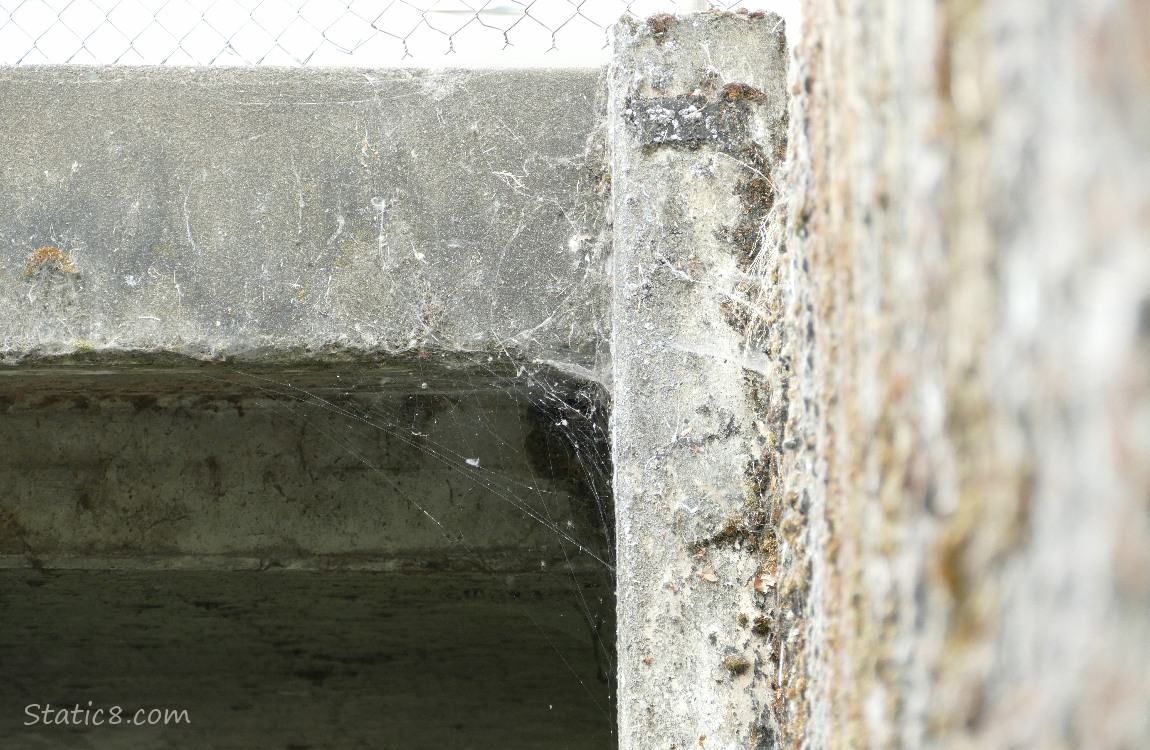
[0, 364, 615, 748]
[0, 569, 614, 749]
[0, 364, 611, 571]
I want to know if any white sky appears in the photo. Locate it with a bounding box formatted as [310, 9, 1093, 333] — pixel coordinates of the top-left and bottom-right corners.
[0, 0, 799, 66]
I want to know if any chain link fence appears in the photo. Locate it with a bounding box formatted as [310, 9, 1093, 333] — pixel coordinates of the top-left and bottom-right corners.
[0, 0, 789, 66]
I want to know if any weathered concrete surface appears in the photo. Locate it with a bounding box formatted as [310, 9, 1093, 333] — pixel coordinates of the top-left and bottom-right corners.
[4, 6, 1146, 747]
[774, 0, 1150, 747]
[610, 12, 788, 750]
[0, 63, 619, 750]
[0, 66, 610, 374]
[0, 569, 615, 749]
[0, 363, 616, 749]
[0, 366, 610, 573]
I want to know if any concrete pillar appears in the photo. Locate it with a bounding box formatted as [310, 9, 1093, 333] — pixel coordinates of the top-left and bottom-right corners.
[780, 1, 1150, 747]
[609, 12, 788, 749]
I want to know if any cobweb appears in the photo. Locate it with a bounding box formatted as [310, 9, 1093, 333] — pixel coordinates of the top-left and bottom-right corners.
[219, 358, 618, 745]
[0, 353, 617, 747]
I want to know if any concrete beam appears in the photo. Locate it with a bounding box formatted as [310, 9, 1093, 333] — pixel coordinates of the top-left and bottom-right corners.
[609, 12, 788, 750]
[0, 366, 610, 573]
[0, 66, 610, 373]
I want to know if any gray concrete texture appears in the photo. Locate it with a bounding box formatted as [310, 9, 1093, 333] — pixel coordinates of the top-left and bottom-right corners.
[0, 65, 610, 372]
[0, 63, 619, 749]
[0, 569, 615, 749]
[0, 367, 609, 572]
[774, 0, 1150, 748]
[609, 11, 788, 750]
[3, 3, 1149, 749]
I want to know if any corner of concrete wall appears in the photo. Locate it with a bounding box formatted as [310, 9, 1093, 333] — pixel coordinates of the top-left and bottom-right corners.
[609, 3, 1150, 748]
[608, 11, 790, 749]
[5, 5, 1147, 747]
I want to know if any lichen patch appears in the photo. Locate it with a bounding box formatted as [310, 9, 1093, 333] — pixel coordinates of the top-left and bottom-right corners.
[23, 246, 78, 277]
